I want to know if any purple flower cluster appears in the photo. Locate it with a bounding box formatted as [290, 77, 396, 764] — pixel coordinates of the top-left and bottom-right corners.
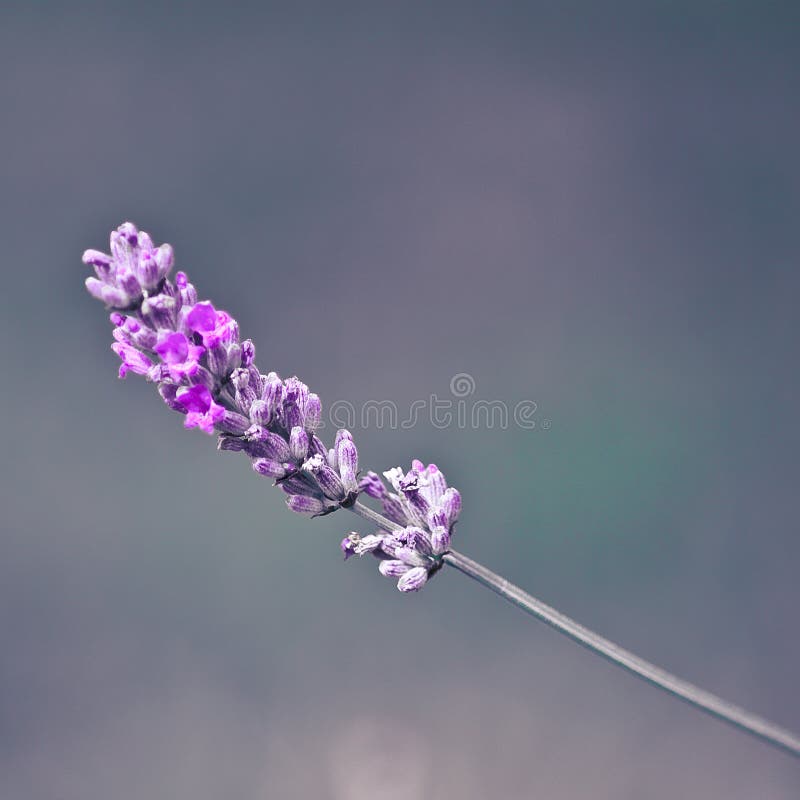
[84, 222, 461, 592]
[341, 461, 461, 591]
[80, 226, 800, 755]
[83, 222, 358, 518]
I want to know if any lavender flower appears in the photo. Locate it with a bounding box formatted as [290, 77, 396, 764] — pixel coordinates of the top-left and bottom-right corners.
[84, 223, 452, 584]
[83, 222, 369, 524]
[175, 384, 226, 434]
[80, 223, 800, 759]
[81, 225, 800, 758]
[339, 462, 461, 592]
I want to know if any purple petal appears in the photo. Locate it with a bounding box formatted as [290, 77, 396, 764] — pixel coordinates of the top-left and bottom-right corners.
[111, 342, 153, 378]
[154, 331, 189, 364]
[184, 405, 225, 434]
[158, 382, 184, 411]
[175, 384, 214, 414]
[186, 301, 217, 333]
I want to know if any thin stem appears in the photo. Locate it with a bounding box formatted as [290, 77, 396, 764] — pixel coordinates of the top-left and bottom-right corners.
[350, 500, 402, 531]
[443, 549, 800, 759]
[348, 501, 800, 759]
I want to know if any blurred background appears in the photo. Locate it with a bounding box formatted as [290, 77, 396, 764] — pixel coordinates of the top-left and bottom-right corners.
[1, 2, 799, 797]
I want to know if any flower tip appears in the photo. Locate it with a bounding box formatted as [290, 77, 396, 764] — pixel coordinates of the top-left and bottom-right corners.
[82, 248, 111, 267]
[341, 534, 358, 560]
[241, 339, 256, 367]
[155, 242, 174, 271]
[86, 276, 129, 308]
[116, 221, 139, 243]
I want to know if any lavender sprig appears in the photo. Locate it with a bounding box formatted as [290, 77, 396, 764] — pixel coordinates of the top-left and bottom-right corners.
[83, 222, 800, 758]
[83, 222, 452, 590]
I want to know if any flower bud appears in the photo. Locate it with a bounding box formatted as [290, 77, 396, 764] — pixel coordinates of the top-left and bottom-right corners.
[218, 410, 251, 436]
[231, 367, 256, 414]
[262, 372, 284, 420]
[358, 471, 386, 499]
[309, 434, 327, 459]
[252, 459, 289, 479]
[285, 495, 331, 516]
[303, 454, 346, 502]
[290, 426, 310, 462]
[304, 393, 321, 432]
[245, 427, 291, 462]
[175, 271, 198, 306]
[440, 487, 462, 527]
[379, 560, 411, 578]
[135, 249, 161, 291]
[111, 342, 153, 378]
[425, 463, 447, 505]
[336, 436, 359, 495]
[141, 293, 177, 330]
[86, 277, 129, 308]
[154, 243, 174, 282]
[280, 475, 322, 498]
[248, 399, 270, 426]
[397, 566, 429, 593]
[241, 339, 256, 367]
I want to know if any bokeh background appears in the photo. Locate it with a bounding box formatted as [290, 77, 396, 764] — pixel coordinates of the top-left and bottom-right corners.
[1, 2, 799, 797]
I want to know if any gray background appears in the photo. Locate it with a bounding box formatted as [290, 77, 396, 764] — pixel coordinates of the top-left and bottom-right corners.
[1, 2, 799, 797]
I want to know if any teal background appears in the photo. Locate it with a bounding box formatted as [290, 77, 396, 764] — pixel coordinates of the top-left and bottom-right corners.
[1, 2, 798, 797]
